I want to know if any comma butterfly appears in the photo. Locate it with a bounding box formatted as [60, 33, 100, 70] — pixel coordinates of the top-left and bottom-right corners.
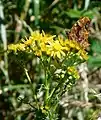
[68, 17, 91, 48]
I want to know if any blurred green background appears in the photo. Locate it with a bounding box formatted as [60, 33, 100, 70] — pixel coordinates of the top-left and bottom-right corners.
[0, 0, 101, 120]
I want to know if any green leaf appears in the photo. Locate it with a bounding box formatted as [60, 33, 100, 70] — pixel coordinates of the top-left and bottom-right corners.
[88, 55, 101, 68]
[90, 40, 101, 54]
[82, 10, 95, 19]
[66, 9, 83, 18]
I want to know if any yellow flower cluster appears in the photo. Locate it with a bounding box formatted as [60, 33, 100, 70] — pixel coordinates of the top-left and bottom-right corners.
[8, 31, 88, 60]
[67, 66, 80, 79]
[8, 43, 25, 53]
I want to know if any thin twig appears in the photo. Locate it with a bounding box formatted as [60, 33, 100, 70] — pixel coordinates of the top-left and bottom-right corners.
[41, 0, 60, 17]
[48, 0, 60, 10]
[24, 68, 35, 94]
[24, 68, 39, 108]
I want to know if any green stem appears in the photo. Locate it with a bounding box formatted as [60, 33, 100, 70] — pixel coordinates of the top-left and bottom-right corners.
[41, 59, 50, 105]
[44, 68, 49, 104]
[49, 74, 68, 101]
[24, 68, 33, 91]
[49, 80, 62, 99]
[24, 68, 39, 108]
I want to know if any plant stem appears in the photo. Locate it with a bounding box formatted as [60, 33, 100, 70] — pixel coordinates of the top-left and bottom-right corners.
[24, 68, 39, 108]
[44, 68, 49, 104]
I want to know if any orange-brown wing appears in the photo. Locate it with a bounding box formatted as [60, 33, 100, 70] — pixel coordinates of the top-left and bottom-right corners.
[68, 17, 91, 48]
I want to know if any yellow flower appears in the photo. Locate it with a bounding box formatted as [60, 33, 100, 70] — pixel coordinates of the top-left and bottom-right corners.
[67, 66, 80, 79]
[23, 31, 55, 57]
[40, 43, 47, 52]
[58, 37, 70, 51]
[24, 38, 33, 45]
[46, 40, 65, 59]
[34, 50, 42, 56]
[8, 43, 25, 52]
[77, 49, 88, 60]
[64, 40, 80, 50]
[29, 31, 55, 45]
[8, 30, 88, 61]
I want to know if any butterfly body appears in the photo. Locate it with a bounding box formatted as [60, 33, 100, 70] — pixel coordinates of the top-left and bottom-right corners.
[68, 17, 91, 48]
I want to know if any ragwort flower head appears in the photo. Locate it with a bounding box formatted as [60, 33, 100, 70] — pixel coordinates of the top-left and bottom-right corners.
[46, 40, 65, 59]
[8, 43, 25, 53]
[8, 30, 89, 60]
